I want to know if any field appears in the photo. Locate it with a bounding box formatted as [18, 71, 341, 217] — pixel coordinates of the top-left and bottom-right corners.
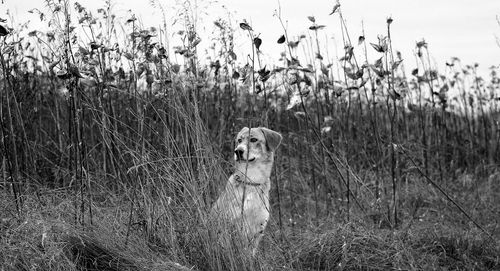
[1, 1, 499, 270]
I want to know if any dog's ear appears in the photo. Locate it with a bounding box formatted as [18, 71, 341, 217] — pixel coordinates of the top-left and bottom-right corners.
[259, 127, 282, 152]
[237, 127, 250, 139]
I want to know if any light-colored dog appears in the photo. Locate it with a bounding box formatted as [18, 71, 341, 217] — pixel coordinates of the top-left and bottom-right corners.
[211, 127, 282, 255]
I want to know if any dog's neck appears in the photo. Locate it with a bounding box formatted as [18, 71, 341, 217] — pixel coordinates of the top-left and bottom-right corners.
[233, 158, 274, 186]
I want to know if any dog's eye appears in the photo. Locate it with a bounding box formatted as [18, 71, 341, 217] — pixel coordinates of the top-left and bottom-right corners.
[250, 138, 258, 143]
[237, 138, 242, 143]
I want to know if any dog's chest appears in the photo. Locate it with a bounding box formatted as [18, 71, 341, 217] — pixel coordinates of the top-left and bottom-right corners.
[219, 175, 270, 223]
[239, 186, 269, 222]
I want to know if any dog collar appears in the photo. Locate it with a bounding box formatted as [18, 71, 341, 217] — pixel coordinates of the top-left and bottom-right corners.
[234, 174, 261, 186]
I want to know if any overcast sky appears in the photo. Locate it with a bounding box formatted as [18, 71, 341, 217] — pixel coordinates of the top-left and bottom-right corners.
[3, 0, 499, 77]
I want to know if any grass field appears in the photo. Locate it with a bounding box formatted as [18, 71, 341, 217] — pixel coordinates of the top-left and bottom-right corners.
[0, 1, 499, 270]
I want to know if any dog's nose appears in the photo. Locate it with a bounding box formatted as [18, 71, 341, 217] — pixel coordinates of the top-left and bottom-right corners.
[234, 149, 244, 160]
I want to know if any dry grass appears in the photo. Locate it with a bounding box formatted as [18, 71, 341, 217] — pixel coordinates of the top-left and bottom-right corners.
[2, 184, 498, 270]
[289, 223, 499, 270]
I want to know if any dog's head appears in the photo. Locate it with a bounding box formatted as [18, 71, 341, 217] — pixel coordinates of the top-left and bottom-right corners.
[234, 127, 282, 164]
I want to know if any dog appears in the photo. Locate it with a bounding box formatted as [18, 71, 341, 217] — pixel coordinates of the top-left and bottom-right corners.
[211, 127, 282, 255]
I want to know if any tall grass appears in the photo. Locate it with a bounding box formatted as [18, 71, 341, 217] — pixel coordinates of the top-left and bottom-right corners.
[0, 1, 499, 270]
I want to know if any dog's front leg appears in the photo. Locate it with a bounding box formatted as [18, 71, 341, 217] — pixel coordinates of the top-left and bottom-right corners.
[250, 219, 268, 256]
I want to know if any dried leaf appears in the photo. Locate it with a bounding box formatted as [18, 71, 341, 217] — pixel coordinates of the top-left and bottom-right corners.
[288, 40, 300, 48]
[277, 35, 286, 44]
[254, 37, 262, 50]
[171, 64, 180, 74]
[319, 67, 329, 78]
[439, 84, 449, 93]
[358, 36, 365, 45]
[68, 64, 83, 78]
[329, 3, 341, 15]
[411, 68, 419, 76]
[299, 67, 313, 73]
[342, 45, 354, 61]
[191, 37, 201, 47]
[125, 16, 137, 24]
[78, 46, 90, 55]
[228, 50, 237, 61]
[392, 59, 403, 70]
[288, 57, 301, 67]
[416, 39, 427, 49]
[370, 65, 387, 78]
[232, 71, 240, 79]
[309, 25, 326, 31]
[255, 84, 263, 94]
[124, 52, 134, 61]
[370, 43, 386, 53]
[258, 67, 271, 82]
[0, 25, 9, 36]
[345, 67, 363, 80]
[239, 22, 252, 31]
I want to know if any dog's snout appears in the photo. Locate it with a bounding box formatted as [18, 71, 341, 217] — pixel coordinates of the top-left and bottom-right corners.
[234, 149, 244, 160]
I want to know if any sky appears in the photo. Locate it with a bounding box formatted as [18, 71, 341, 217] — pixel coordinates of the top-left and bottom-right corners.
[2, 0, 499, 77]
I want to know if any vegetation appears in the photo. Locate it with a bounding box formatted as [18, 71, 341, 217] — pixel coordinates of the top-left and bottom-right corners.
[0, 0, 499, 270]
